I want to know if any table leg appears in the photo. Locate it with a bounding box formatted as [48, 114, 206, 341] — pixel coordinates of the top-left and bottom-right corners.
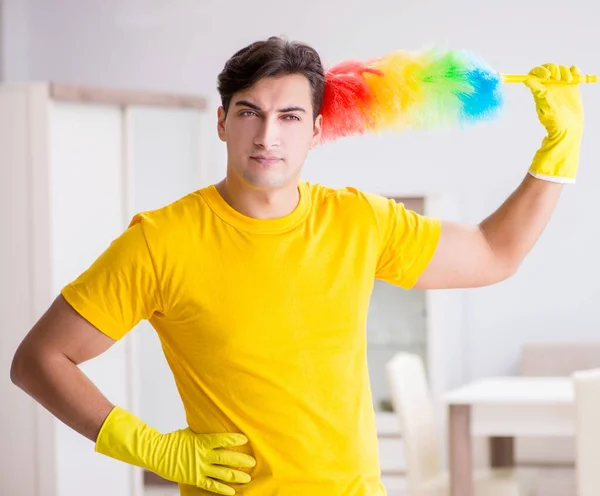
[449, 404, 473, 496]
[489, 437, 515, 468]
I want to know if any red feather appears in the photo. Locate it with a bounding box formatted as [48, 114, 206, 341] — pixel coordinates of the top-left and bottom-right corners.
[320, 60, 383, 143]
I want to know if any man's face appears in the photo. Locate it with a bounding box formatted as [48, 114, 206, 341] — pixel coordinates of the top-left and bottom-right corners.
[217, 74, 322, 191]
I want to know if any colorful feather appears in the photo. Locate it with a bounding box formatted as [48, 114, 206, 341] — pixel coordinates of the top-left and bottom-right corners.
[320, 60, 383, 141]
[319, 48, 504, 143]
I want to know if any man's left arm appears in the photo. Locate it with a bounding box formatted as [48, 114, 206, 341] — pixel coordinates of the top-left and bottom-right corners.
[415, 63, 584, 290]
[415, 175, 562, 289]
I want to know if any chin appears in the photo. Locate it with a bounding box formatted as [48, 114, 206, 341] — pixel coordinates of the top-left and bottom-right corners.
[244, 175, 291, 190]
[241, 169, 298, 191]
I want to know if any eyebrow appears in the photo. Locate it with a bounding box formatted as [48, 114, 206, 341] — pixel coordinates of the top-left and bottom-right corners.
[234, 99, 307, 113]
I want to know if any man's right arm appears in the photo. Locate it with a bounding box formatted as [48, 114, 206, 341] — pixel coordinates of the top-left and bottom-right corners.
[10, 218, 256, 495]
[10, 293, 256, 495]
[10, 295, 116, 442]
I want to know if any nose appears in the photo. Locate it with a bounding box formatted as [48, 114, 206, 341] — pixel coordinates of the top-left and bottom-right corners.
[254, 116, 280, 149]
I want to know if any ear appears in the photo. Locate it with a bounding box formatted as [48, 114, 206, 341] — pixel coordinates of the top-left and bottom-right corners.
[310, 114, 323, 149]
[217, 106, 227, 142]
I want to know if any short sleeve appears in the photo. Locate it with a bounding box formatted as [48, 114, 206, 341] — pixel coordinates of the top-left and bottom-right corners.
[61, 216, 163, 340]
[368, 194, 441, 289]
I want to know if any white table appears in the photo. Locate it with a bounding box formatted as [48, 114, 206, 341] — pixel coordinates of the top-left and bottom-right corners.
[442, 377, 574, 496]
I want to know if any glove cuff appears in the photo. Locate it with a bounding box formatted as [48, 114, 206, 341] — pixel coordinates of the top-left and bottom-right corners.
[528, 132, 581, 184]
[95, 406, 156, 469]
[527, 170, 576, 184]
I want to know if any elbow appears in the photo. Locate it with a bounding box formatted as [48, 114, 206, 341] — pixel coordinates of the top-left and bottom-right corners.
[478, 227, 523, 285]
[481, 252, 523, 287]
[497, 257, 522, 283]
[10, 343, 38, 390]
[10, 346, 27, 388]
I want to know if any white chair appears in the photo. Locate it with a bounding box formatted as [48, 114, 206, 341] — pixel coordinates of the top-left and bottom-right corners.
[517, 342, 600, 467]
[572, 368, 600, 496]
[386, 352, 524, 496]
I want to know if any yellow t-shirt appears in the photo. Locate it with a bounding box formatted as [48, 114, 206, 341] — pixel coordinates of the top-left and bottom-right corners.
[61, 181, 440, 495]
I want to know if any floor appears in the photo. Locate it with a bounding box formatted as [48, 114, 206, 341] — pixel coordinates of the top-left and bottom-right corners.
[144, 467, 576, 495]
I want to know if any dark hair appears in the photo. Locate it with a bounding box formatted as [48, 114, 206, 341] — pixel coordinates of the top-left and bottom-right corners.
[217, 36, 325, 119]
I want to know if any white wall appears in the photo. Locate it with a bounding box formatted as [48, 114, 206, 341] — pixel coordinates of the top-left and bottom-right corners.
[17, 0, 600, 382]
[0, 0, 30, 81]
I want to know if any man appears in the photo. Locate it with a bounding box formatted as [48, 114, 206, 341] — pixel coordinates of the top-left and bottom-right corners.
[10, 36, 584, 495]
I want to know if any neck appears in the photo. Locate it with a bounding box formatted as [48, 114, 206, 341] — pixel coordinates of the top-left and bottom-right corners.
[215, 177, 300, 220]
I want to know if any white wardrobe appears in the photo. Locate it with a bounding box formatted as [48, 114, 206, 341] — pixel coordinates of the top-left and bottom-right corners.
[0, 82, 208, 496]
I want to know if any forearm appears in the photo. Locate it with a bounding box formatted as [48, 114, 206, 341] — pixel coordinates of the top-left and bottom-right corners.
[479, 173, 563, 271]
[11, 349, 114, 442]
[13, 351, 175, 477]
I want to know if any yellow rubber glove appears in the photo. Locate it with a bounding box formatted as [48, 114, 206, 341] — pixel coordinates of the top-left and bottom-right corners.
[95, 406, 256, 495]
[525, 63, 584, 183]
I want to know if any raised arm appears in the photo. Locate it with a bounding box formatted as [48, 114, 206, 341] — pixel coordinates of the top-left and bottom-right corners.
[415, 175, 562, 289]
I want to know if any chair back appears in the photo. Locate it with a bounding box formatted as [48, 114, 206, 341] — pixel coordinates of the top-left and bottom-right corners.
[386, 352, 442, 491]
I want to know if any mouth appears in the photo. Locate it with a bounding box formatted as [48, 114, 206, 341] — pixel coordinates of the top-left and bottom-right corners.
[250, 156, 282, 166]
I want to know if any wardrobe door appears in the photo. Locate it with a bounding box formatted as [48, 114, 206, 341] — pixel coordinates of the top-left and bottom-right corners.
[128, 106, 203, 433]
[48, 100, 134, 496]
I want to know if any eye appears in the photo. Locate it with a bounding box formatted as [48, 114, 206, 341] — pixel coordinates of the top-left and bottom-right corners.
[282, 114, 301, 121]
[240, 110, 258, 117]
